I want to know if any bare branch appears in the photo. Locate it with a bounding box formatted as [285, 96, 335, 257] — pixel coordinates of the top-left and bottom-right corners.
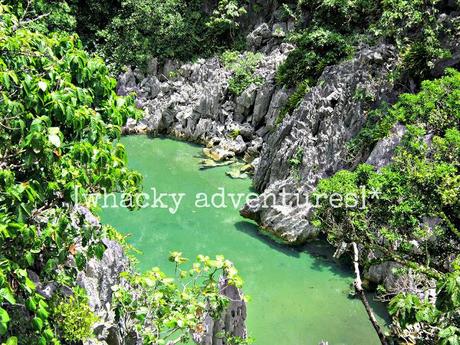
[352, 242, 389, 345]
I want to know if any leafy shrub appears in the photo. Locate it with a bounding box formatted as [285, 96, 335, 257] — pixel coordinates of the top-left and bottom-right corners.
[348, 68, 460, 159]
[298, 0, 379, 33]
[4, 0, 77, 33]
[372, 0, 452, 82]
[206, 0, 247, 42]
[97, 0, 247, 69]
[276, 28, 353, 87]
[221, 50, 264, 95]
[113, 253, 246, 345]
[277, 0, 458, 91]
[52, 288, 99, 342]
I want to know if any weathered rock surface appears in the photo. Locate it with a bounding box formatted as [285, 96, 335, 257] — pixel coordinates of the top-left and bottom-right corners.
[241, 44, 399, 243]
[78, 239, 138, 345]
[194, 276, 247, 345]
[366, 123, 407, 169]
[120, 24, 293, 164]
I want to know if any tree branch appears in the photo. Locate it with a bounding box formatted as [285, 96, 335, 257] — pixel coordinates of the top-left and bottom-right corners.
[351, 242, 389, 345]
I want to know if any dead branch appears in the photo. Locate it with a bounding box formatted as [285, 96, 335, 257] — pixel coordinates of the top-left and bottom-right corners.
[352, 242, 389, 345]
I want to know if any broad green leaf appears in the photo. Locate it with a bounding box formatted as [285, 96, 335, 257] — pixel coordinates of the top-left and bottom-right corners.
[0, 288, 16, 305]
[5, 336, 18, 345]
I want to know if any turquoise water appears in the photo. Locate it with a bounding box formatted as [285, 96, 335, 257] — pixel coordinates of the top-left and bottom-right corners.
[100, 136, 388, 345]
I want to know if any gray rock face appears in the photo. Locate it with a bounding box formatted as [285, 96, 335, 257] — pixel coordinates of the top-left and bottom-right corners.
[366, 123, 407, 169]
[364, 261, 403, 291]
[194, 276, 247, 345]
[246, 23, 272, 50]
[78, 239, 134, 345]
[119, 24, 291, 164]
[241, 44, 398, 243]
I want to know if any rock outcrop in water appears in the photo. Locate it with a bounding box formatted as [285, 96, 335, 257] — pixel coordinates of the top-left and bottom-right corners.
[194, 276, 247, 345]
[241, 44, 398, 243]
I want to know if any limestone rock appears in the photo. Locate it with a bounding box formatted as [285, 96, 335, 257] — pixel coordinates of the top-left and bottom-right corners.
[194, 276, 247, 345]
[241, 44, 398, 244]
[120, 40, 291, 159]
[246, 23, 272, 50]
[366, 123, 407, 169]
[78, 239, 131, 345]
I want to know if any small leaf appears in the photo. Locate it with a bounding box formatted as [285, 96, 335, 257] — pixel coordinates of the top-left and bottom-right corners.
[5, 336, 18, 345]
[0, 308, 10, 322]
[32, 317, 43, 331]
[0, 288, 16, 304]
[0, 322, 7, 336]
[38, 81, 47, 92]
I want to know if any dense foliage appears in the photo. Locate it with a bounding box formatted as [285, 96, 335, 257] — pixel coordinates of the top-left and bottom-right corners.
[0, 4, 139, 343]
[312, 69, 460, 343]
[276, 28, 353, 88]
[0, 4, 245, 344]
[99, 0, 247, 69]
[221, 50, 263, 95]
[276, 0, 459, 120]
[3, 0, 247, 70]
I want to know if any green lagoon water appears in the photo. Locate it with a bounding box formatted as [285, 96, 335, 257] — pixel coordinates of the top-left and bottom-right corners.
[100, 135, 388, 345]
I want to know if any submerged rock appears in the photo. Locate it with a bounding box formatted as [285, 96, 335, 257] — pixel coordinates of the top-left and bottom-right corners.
[203, 147, 235, 162]
[200, 159, 235, 169]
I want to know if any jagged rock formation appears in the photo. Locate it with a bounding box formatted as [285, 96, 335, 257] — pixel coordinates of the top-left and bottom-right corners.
[240, 44, 399, 243]
[78, 239, 139, 345]
[119, 24, 295, 165]
[365, 123, 407, 169]
[79, 228, 246, 345]
[194, 276, 247, 345]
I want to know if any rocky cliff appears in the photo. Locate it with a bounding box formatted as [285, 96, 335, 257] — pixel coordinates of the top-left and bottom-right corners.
[241, 44, 398, 243]
[117, 24, 404, 290]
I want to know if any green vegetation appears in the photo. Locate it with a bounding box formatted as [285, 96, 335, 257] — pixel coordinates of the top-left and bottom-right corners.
[276, 28, 354, 88]
[113, 253, 243, 344]
[276, 79, 310, 125]
[276, 0, 459, 119]
[4, 0, 247, 70]
[52, 288, 99, 342]
[0, 4, 244, 344]
[0, 4, 140, 342]
[221, 50, 264, 95]
[312, 69, 460, 343]
[289, 148, 304, 181]
[348, 68, 460, 159]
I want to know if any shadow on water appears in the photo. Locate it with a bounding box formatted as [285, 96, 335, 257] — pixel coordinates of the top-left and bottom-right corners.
[234, 220, 391, 325]
[234, 220, 352, 279]
[234, 221, 301, 258]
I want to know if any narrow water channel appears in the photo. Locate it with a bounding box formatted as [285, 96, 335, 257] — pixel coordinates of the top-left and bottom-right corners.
[100, 135, 388, 345]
